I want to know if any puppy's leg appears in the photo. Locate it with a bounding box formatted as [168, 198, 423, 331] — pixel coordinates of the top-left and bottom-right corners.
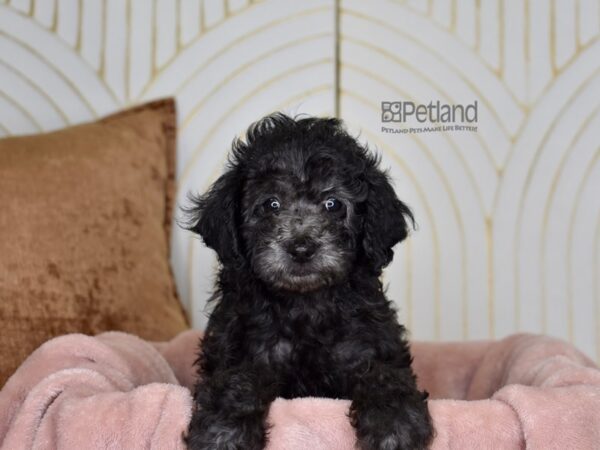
[349, 362, 433, 450]
[187, 366, 277, 450]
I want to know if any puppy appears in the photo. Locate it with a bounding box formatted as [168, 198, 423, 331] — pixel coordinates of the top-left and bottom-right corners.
[184, 114, 433, 450]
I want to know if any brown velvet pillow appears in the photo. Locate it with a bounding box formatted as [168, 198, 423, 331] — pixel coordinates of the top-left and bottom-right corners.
[0, 99, 189, 387]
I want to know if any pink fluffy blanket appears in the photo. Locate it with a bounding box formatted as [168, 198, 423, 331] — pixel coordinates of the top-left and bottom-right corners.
[1, 330, 599, 449]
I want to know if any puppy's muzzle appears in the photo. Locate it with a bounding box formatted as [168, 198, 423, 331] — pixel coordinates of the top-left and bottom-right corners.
[285, 237, 320, 263]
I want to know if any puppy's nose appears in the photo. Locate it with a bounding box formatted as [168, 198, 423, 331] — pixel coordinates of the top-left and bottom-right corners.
[286, 237, 319, 262]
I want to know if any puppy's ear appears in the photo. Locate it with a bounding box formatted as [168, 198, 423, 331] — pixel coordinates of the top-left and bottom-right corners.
[184, 169, 243, 266]
[361, 167, 414, 275]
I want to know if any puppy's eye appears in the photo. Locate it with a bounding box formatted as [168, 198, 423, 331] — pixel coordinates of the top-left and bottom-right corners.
[324, 197, 342, 212]
[264, 197, 281, 211]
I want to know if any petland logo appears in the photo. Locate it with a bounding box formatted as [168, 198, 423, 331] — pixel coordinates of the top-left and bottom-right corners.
[381, 100, 478, 134]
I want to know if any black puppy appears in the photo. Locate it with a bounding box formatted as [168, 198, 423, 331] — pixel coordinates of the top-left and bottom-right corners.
[185, 114, 433, 450]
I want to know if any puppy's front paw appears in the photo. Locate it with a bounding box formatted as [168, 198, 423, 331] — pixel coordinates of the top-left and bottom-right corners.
[352, 396, 433, 450]
[186, 411, 267, 450]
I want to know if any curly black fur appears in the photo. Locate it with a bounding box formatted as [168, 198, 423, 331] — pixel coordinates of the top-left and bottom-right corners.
[184, 114, 433, 450]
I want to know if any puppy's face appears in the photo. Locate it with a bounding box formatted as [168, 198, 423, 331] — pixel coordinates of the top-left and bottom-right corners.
[240, 153, 359, 292]
[186, 114, 413, 293]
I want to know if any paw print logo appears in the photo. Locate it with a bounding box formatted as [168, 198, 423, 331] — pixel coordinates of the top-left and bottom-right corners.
[381, 102, 401, 122]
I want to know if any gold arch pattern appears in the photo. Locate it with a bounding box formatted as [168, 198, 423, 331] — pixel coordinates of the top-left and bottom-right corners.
[0, 0, 598, 361]
[338, 0, 599, 350]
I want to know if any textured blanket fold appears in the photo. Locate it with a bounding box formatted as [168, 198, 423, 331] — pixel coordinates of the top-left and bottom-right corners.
[1, 330, 599, 449]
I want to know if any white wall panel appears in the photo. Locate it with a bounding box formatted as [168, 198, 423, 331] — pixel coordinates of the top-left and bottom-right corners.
[340, 0, 600, 361]
[0, 0, 598, 362]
